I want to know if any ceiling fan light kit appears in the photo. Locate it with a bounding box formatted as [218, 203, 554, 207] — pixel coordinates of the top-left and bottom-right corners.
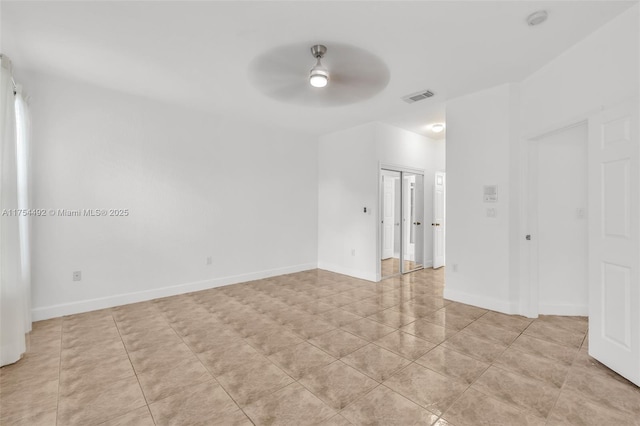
[309, 44, 329, 88]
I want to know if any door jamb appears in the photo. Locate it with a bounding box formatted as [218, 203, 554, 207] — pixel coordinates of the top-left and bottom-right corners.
[521, 120, 588, 318]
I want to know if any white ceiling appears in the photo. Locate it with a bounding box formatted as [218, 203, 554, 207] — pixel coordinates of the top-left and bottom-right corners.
[2, 1, 636, 137]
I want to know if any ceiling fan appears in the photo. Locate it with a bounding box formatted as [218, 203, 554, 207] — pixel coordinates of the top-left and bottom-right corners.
[248, 42, 390, 107]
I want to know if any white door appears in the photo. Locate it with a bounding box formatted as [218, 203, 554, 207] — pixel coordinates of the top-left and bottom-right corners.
[382, 175, 395, 260]
[403, 174, 416, 262]
[588, 101, 639, 386]
[413, 173, 425, 269]
[433, 172, 445, 269]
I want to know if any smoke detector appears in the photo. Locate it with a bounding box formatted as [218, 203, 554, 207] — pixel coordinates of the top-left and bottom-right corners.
[527, 10, 548, 26]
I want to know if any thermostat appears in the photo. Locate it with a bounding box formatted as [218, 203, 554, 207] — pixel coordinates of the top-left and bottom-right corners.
[484, 185, 498, 202]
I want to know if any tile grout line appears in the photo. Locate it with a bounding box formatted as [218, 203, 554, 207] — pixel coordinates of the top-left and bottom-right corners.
[55, 320, 63, 426]
[111, 312, 157, 426]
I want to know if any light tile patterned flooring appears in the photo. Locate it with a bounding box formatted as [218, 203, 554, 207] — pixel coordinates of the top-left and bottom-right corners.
[380, 258, 419, 277]
[2, 268, 640, 425]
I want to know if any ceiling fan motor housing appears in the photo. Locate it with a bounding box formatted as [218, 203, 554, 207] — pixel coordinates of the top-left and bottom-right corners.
[311, 44, 327, 58]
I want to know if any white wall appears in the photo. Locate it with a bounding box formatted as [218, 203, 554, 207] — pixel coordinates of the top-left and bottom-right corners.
[317, 122, 443, 281]
[521, 4, 639, 136]
[445, 83, 519, 313]
[26, 71, 318, 320]
[444, 5, 639, 316]
[317, 123, 378, 280]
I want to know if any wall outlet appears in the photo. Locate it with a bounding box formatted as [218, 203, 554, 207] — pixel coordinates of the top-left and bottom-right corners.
[206, 256, 213, 265]
[351, 249, 356, 256]
[451, 264, 458, 272]
[73, 271, 82, 281]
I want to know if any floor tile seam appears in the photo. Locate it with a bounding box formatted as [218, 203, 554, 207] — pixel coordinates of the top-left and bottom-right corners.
[217, 357, 306, 426]
[338, 343, 468, 423]
[374, 380, 458, 422]
[430, 330, 496, 369]
[510, 334, 581, 366]
[301, 337, 347, 361]
[338, 324, 397, 343]
[520, 329, 584, 350]
[0, 337, 59, 424]
[446, 320, 524, 362]
[368, 337, 427, 362]
[338, 348, 410, 385]
[398, 324, 458, 346]
[59, 315, 150, 426]
[478, 360, 561, 397]
[472, 316, 533, 335]
[412, 341, 491, 384]
[112, 312, 158, 425]
[422, 339, 496, 425]
[334, 382, 385, 420]
[537, 314, 589, 332]
[54, 316, 68, 426]
[208, 378, 259, 426]
[440, 329, 519, 387]
[306, 328, 372, 356]
[163, 317, 228, 391]
[464, 379, 551, 421]
[545, 361, 575, 425]
[560, 358, 640, 417]
[295, 365, 382, 416]
[387, 372, 468, 426]
[497, 343, 575, 380]
[269, 364, 342, 421]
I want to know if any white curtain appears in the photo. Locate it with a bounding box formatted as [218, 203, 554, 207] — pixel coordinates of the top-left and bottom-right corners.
[0, 54, 31, 366]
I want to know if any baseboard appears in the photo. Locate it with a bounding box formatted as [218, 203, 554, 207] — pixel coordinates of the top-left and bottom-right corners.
[443, 287, 518, 315]
[316, 262, 377, 282]
[31, 262, 318, 321]
[424, 260, 434, 268]
[538, 303, 588, 316]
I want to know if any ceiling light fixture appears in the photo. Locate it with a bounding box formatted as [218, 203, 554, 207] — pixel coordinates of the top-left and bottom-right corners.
[309, 45, 329, 88]
[526, 10, 548, 26]
[431, 123, 445, 133]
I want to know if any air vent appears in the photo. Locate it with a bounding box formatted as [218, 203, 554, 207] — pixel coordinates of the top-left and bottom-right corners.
[402, 90, 435, 104]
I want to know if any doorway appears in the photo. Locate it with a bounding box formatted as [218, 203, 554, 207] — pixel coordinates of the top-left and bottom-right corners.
[380, 167, 425, 278]
[527, 122, 588, 315]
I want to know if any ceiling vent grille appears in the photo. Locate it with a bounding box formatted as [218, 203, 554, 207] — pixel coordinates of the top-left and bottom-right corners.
[402, 90, 434, 104]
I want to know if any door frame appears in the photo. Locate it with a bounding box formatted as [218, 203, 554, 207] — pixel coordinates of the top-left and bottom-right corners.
[380, 171, 398, 260]
[377, 163, 425, 280]
[521, 111, 595, 317]
[520, 96, 638, 318]
[523, 120, 588, 318]
[433, 171, 446, 269]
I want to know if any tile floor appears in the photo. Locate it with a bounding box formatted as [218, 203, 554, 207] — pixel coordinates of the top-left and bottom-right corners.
[380, 258, 418, 277]
[1, 268, 640, 425]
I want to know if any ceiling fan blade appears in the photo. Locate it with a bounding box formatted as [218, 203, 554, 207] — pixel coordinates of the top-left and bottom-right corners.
[248, 42, 390, 107]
